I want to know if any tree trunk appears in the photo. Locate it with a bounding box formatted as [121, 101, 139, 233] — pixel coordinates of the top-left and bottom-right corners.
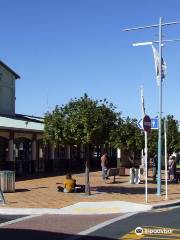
[67, 145, 71, 172]
[85, 143, 91, 195]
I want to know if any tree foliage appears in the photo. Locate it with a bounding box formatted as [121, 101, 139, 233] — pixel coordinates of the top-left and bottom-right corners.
[147, 115, 180, 156]
[147, 129, 158, 157]
[63, 94, 119, 145]
[110, 117, 144, 155]
[166, 115, 180, 153]
[44, 93, 120, 146]
[44, 105, 67, 147]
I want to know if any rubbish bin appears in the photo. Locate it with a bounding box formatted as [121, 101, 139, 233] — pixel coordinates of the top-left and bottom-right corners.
[0, 171, 15, 193]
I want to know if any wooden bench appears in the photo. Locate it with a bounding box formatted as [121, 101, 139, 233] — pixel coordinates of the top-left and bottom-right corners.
[107, 168, 120, 183]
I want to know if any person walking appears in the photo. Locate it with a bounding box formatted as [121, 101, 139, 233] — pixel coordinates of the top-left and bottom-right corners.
[168, 155, 175, 183]
[100, 153, 109, 181]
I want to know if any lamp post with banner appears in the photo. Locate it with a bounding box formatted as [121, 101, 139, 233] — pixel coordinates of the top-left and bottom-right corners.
[122, 17, 180, 196]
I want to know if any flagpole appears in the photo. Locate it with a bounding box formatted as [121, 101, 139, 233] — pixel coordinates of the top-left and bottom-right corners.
[157, 17, 162, 196]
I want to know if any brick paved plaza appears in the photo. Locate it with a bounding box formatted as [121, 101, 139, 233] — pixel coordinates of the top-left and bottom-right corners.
[0, 169, 179, 209]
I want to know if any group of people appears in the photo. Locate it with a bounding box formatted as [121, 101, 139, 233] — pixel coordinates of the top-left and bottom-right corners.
[152, 153, 177, 183]
[57, 151, 178, 193]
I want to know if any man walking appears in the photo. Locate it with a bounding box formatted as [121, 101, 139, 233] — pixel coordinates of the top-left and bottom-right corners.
[101, 153, 109, 181]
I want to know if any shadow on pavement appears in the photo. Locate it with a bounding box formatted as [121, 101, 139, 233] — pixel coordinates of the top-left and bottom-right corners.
[15, 189, 31, 192]
[15, 186, 49, 192]
[95, 186, 157, 194]
[0, 228, 115, 240]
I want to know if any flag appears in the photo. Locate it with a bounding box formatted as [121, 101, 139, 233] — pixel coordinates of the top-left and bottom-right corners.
[151, 44, 167, 85]
[141, 86, 145, 116]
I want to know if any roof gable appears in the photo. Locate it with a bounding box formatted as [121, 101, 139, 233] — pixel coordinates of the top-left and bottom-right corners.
[0, 60, 20, 79]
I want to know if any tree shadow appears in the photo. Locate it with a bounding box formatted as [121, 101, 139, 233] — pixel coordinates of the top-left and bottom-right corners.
[14, 187, 49, 192]
[105, 180, 126, 184]
[15, 189, 31, 192]
[31, 186, 48, 190]
[0, 228, 115, 240]
[95, 185, 157, 194]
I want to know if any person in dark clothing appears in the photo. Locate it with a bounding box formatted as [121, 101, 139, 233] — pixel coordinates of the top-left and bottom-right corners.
[168, 155, 176, 183]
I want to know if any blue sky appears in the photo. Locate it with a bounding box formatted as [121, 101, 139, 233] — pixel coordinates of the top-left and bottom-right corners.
[1, 0, 180, 121]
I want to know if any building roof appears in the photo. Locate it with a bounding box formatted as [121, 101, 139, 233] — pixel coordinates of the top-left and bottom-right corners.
[0, 114, 44, 132]
[0, 60, 20, 79]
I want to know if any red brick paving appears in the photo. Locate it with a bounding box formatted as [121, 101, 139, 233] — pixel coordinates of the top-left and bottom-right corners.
[1, 170, 180, 209]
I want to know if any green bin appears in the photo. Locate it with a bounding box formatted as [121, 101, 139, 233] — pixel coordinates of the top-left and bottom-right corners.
[0, 171, 15, 193]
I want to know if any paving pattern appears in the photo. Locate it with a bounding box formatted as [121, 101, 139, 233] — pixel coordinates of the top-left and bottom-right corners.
[0, 170, 179, 209]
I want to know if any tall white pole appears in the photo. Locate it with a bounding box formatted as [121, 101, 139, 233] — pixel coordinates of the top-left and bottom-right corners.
[164, 120, 168, 200]
[141, 86, 148, 203]
[157, 17, 162, 196]
[145, 131, 148, 203]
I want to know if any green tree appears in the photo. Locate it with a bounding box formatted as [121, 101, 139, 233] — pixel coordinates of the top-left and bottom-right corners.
[44, 105, 67, 146]
[147, 115, 180, 157]
[110, 117, 144, 162]
[166, 115, 180, 153]
[148, 129, 158, 157]
[44, 94, 119, 195]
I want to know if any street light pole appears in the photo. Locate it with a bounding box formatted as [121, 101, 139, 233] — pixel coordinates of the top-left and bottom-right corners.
[122, 17, 180, 197]
[157, 17, 162, 196]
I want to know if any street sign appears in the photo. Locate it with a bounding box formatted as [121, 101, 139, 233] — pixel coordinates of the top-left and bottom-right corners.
[138, 119, 143, 129]
[138, 117, 158, 130]
[151, 118, 158, 129]
[143, 115, 151, 132]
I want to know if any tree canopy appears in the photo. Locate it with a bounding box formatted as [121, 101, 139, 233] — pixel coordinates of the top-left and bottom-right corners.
[166, 115, 180, 154]
[110, 117, 144, 155]
[44, 93, 120, 147]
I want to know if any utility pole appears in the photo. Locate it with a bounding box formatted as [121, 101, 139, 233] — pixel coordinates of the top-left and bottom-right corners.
[122, 17, 180, 196]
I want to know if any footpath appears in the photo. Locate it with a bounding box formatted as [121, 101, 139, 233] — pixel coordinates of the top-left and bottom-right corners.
[0, 170, 180, 215]
[0, 170, 179, 240]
